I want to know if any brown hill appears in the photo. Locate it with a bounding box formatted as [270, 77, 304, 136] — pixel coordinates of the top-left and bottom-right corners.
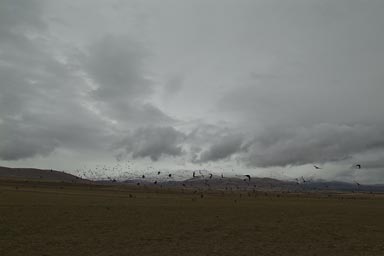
[0, 166, 84, 182]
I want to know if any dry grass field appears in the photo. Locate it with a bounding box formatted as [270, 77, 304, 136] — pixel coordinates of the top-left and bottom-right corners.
[0, 179, 383, 256]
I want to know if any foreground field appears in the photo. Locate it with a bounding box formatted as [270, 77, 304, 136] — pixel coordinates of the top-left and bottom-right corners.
[0, 179, 383, 256]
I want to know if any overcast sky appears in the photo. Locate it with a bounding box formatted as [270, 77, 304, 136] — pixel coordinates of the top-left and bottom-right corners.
[1, 0, 384, 183]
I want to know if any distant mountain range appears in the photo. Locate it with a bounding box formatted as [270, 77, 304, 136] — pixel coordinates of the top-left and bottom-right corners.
[111, 176, 384, 192]
[1, 165, 384, 192]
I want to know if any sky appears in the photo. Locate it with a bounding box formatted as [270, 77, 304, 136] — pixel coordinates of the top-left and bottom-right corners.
[1, 0, 384, 183]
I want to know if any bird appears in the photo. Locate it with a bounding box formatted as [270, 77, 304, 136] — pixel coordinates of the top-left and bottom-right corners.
[356, 164, 361, 169]
[168, 174, 172, 178]
[158, 171, 161, 175]
[314, 165, 322, 169]
[142, 175, 145, 179]
[209, 173, 213, 179]
[193, 171, 196, 178]
[154, 181, 157, 184]
[244, 175, 251, 181]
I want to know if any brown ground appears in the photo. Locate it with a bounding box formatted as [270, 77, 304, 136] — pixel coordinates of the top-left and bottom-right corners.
[0, 179, 383, 256]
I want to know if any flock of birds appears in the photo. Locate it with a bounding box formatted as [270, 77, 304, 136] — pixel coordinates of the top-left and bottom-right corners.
[70, 161, 366, 192]
[297, 164, 363, 190]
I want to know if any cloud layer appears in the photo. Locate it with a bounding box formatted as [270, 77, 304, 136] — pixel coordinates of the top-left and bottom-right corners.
[1, 0, 384, 182]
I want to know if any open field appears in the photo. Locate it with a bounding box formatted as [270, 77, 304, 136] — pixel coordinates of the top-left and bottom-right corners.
[0, 179, 383, 256]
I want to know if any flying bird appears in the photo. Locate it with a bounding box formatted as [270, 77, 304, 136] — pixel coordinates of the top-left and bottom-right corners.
[354, 181, 361, 190]
[209, 173, 213, 179]
[244, 175, 251, 181]
[142, 175, 145, 179]
[158, 171, 161, 175]
[313, 165, 322, 169]
[168, 174, 172, 178]
[356, 164, 361, 169]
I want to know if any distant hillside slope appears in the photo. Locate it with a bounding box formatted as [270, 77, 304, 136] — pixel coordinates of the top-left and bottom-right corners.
[0, 166, 84, 182]
[119, 176, 384, 192]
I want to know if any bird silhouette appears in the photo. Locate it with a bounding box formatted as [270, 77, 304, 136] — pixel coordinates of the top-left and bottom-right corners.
[314, 165, 322, 169]
[209, 173, 213, 179]
[168, 174, 172, 178]
[193, 171, 196, 178]
[356, 164, 361, 169]
[354, 181, 361, 190]
[158, 171, 161, 175]
[244, 175, 251, 181]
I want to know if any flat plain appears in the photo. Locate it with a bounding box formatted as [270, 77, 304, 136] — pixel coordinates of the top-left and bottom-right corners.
[0, 179, 383, 256]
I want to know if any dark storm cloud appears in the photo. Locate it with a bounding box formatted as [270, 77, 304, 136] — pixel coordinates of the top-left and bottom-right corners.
[118, 126, 185, 161]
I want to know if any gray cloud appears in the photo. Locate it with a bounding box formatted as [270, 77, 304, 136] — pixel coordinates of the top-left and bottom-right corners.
[241, 124, 384, 167]
[0, 1, 129, 160]
[214, 0, 384, 170]
[84, 35, 173, 126]
[0, 1, 174, 161]
[0, 121, 58, 160]
[87, 35, 152, 101]
[119, 126, 185, 161]
[0, 0, 65, 160]
[1, 0, 384, 183]
[0, 0, 46, 33]
[195, 134, 245, 163]
[163, 74, 184, 96]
